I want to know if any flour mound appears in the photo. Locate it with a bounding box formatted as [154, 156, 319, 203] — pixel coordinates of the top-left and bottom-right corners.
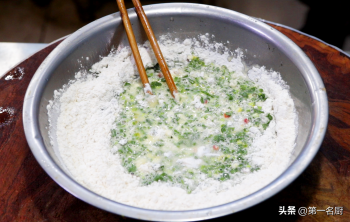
[48, 35, 297, 210]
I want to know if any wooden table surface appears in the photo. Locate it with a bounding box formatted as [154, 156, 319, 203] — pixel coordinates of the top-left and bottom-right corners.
[0, 23, 349, 221]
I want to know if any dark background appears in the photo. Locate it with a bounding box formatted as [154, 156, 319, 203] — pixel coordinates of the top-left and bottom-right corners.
[1, 0, 349, 50]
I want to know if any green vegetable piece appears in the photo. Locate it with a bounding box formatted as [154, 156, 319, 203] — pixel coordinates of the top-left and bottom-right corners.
[150, 81, 162, 88]
[146, 119, 152, 125]
[111, 129, 117, 137]
[258, 93, 266, 101]
[230, 168, 239, 174]
[221, 124, 227, 133]
[262, 123, 269, 130]
[186, 57, 205, 71]
[213, 134, 225, 143]
[200, 90, 216, 98]
[237, 148, 247, 155]
[250, 166, 260, 172]
[154, 173, 172, 182]
[188, 78, 195, 84]
[253, 109, 264, 114]
[240, 85, 247, 90]
[128, 164, 137, 173]
[219, 173, 230, 181]
[227, 127, 235, 133]
[225, 111, 233, 116]
[267, 113, 273, 120]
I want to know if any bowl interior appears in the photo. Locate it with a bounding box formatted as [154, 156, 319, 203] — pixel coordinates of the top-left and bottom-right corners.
[39, 4, 312, 169]
[26, 3, 326, 221]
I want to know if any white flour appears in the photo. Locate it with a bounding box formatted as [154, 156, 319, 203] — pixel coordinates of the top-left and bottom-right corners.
[48, 34, 297, 210]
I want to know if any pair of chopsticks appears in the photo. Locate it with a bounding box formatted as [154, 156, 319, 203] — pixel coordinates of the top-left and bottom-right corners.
[116, 0, 177, 98]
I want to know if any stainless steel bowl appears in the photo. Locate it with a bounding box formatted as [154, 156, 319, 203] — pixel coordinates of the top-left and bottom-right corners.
[23, 3, 328, 221]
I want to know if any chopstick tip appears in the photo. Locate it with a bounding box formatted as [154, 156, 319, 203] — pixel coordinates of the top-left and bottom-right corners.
[173, 90, 179, 101]
[144, 83, 153, 95]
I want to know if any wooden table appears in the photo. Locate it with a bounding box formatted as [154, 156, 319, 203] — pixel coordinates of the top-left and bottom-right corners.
[1, 23, 349, 221]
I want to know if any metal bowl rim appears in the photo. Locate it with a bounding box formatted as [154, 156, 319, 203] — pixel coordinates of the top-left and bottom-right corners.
[23, 3, 328, 221]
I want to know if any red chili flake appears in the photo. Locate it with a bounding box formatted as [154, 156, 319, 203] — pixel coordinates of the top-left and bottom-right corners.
[224, 114, 231, 118]
[158, 73, 163, 78]
[213, 145, 219, 151]
[204, 100, 208, 104]
[244, 118, 249, 124]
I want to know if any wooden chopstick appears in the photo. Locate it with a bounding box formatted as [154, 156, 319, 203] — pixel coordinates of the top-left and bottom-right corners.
[116, 0, 152, 95]
[131, 0, 178, 98]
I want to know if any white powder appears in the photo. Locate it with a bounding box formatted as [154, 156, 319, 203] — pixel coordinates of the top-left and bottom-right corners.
[48, 35, 297, 210]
